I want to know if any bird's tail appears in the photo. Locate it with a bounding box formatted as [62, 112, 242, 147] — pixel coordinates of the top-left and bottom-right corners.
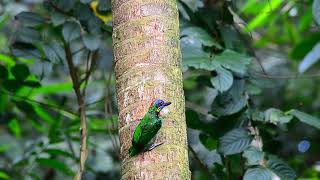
[129, 146, 140, 157]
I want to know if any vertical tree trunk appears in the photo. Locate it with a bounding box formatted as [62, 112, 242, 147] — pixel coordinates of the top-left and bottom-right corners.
[112, 0, 191, 179]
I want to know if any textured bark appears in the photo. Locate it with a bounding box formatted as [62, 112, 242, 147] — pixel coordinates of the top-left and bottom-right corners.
[112, 0, 191, 179]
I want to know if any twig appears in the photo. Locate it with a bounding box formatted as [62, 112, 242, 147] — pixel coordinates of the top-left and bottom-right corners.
[250, 72, 320, 79]
[64, 43, 88, 180]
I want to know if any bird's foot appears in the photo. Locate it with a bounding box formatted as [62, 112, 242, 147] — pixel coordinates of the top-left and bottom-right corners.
[146, 142, 164, 151]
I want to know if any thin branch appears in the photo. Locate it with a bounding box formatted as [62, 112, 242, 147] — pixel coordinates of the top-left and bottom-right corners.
[250, 72, 320, 79]
[1, 90, 77, 117]
[64, 43, 88, 180]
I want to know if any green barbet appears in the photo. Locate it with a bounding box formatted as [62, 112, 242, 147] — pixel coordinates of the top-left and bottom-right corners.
[128, 99, 171, 157]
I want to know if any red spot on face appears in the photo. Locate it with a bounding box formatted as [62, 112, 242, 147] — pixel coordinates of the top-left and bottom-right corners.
[148, 99, 157, 109]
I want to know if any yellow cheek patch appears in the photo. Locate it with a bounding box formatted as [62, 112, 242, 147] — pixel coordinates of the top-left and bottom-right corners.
[157, 107, 161, 112]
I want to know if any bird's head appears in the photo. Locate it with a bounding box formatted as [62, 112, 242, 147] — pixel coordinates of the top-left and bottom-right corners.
[148, 99, 171, 115]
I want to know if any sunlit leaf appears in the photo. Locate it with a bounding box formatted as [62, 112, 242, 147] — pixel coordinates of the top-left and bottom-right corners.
[8, 119, 21, 138]
[299, 43, 320, 73]
[0, 171, 9, 179]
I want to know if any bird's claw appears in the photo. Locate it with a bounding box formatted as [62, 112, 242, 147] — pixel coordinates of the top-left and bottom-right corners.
[147, 142, 164, 151]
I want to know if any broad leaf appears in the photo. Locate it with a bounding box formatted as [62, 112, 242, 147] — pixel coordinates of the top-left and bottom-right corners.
[214, 50, 251, 75]
[313, 0, 320, 25]
[57, 0, 75, 12]
[181, 26, 221, 47]
[43, 42, 66, 63]
[51, 12, 67, 26]
[244, 167, 272, 180]
[267, 155, 296, 180]
[44, 149, 74, 158]
[299, 43, 320, 73]
[212, 80, 247, 116]
[82, 33, 101, 51]
[264, 108, 293, 125]
[8, 119, 21, 138]
[11, 42, 42, 60]
[3, 79, 22, 92]
[16, 27, 41, 44]
[210, 66, 233, 92]
[15, 12, 44, 27]
[243, 147, 265, 166]
[63, 21, 81, 42]
[181, 0, 204, 12]
[23, 81, 41, 88]
[288, 109, 320, 129]
[218, 128, 253, 155]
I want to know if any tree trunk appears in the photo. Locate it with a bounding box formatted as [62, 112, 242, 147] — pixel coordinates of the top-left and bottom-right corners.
[112, 0, 191, 179]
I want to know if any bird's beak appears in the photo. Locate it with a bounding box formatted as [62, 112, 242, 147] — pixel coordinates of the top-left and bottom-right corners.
[163, 102, 171, 107]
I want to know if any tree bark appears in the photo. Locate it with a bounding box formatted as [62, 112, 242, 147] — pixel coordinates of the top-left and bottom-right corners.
[112, 0, 191, 179]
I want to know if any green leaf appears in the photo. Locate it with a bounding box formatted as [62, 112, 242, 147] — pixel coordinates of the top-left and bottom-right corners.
[36, 158, 73, 175]
[80, 0, 92, 4]
[214, 50, 251, 75]
[244, 167, 272, 180]
[287, 109, 320, 130]
[11, 42, 42, 60]
[290, 33, 320, 60]
[63, 21, 81, 42]
[82, 33, 101, 51]
[51, 12, 67, 26]
[11, 64, 30, 81]
[8, 119, 21, 138]
[16, 27, 41, 44]
[57, 0, 75, 12]
[267, 155, 296, 180]
[218, 128, 253, 155]
[31, 60, 53, 79]
[181, 0, 204, 12]
[313, 0, 320, 25]
[199, 133, 217, 150]
[14, 101, 36, 115]
[0, 65, 8, 80]
[43, 42, 66, 63]
[15, 12, 44, 27]
[0, 171, 9, 180]
[181, 26, 221, 48]
[298, 43, 320, 73]
[245, 0, 282, 31]
[243, 147, 265, 166]
[211, 66, 233, 92]
[3, 79, 22, 92]
[212, 80, 247, 116]
[265, 108, 293, 125]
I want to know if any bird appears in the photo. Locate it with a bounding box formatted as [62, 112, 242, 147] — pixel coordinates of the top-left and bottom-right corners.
[90, 0, 112, 24]
[129, 99, 171, 157]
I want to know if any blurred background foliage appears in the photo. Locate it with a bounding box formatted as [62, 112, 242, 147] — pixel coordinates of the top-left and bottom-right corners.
[0, 0, 320, 179]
